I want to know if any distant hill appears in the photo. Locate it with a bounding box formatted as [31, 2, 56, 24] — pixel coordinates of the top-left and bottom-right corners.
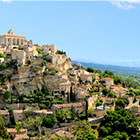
[72, 60, 140, 77]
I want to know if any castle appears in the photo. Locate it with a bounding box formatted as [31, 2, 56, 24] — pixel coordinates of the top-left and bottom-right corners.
[0, 30, 72, 71]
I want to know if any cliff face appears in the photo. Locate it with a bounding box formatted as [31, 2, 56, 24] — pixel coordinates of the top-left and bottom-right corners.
[10, 70, 69, 95]
[63, 58, 72, 71]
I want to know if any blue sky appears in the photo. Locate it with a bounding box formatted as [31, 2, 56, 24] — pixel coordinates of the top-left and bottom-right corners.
[0, 1, 140, 67]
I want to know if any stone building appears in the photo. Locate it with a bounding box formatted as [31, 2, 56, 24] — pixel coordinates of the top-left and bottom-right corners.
[80, 73, 99, 83]
[0, 30, 26, 46]
[100, 77, 114, 87]
[7, 128, 28, 139]
[131, 105, 140, 113]
[52, 102, 84, 113]
[13, 110, 25, 122]
[88, 95, 98, 110]
[59, 81, 71, 93]
[25, 40, 38, 60]
[11, 48, 26, 65]
[42, 44, 57, 54]
[33, 110, 53, 118]
[51, 54, 72, 71]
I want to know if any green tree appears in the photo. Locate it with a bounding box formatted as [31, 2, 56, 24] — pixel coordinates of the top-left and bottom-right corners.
[104, 70, 114, 77]
[3, 91, 11, 102]
[70, 106, 79, 120]
[98, 108, 139, 139]
[108, 92, 115, 98]
[34, 116, 43, 136]
[94, 69, 101, 74]
[16, 121, 26, 133]
[71, 121, 97, 140]
[102, 88, 109, 96]
[86, 67, 94, 73]
[42, 114, 57, 128]
[115, 97, 129, 109]
[0, 115, 10, 139]
[56, 109, 72, 123]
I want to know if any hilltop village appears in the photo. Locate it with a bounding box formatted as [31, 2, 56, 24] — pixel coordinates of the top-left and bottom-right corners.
[0, 30, 140, 140]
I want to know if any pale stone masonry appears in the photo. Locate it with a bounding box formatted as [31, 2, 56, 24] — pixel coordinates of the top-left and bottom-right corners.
[0, 30, 72, 71]
[13, 110, 25, 122]
[101, 77, 114, 87]
[52, 102, 84, 113]
[0, 29, 26, 46]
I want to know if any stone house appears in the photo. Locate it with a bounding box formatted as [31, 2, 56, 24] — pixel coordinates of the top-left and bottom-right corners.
[25, 42, 38, 60]
[50, 130, 74, 139]
[80, 73, 98, 83]
[88, 95, 98, 110]
[130, 105, 140, 116]
[111, 86, 128, 97]
[52, 102, 84, 113]
[11, 48, 26, 65]
[13, 110, 25, 122]
[0, 110, 10, 125]
[14, 134, 29, 140]
[101, 77, 114, 87]
[131, 105, 140, 113]
[33, 110, 53, 118]
[67, 72, 78, 85]
[7, 128, 27, 139]
[42, 44, 57, 54]
[74, 86, 87, 100]
[59, 81, 71, 93]
[51, 54, 72, 71]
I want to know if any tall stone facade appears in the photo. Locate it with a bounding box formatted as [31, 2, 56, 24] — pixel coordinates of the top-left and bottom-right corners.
[0, 29, 26, 46]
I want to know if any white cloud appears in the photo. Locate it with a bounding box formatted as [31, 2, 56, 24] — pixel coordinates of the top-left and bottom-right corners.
[109, 0, 140, 10]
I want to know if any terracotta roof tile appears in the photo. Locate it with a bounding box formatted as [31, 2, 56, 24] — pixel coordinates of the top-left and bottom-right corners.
[101, 77, 113, 80]
[53, 102, 83, 109]
[0, 110, 9, 115]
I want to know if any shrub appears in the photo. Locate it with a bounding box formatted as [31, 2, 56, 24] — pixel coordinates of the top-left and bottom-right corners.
[39, 104, 47, 109]
[56, 50, 66, 56]
[25, 110, 33, 118]
[86, 67, 94, 73]
[102, 88, 109, 96]
[42, 114, 57, 128]
[36, 48, 43, 54]
[27, 131, 38, 137]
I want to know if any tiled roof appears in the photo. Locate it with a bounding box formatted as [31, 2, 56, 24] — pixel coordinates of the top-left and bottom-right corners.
[33, 110, 53, 114]
[7, 128, 27, 133]
[13, 110, 24, 114]
[0, 34, 25, 38]
[14, 134, 29, 140]
[0, 110, 9, 115]
[101, 77, 113, 80]
[53, 102, 83, 109]
[59, 81, 71, 86]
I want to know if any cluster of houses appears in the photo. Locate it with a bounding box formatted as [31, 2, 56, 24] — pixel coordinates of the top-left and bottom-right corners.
[0, 30, 140, 139]
[0, 102, 85, 139]
[0, 30, 72, 72]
